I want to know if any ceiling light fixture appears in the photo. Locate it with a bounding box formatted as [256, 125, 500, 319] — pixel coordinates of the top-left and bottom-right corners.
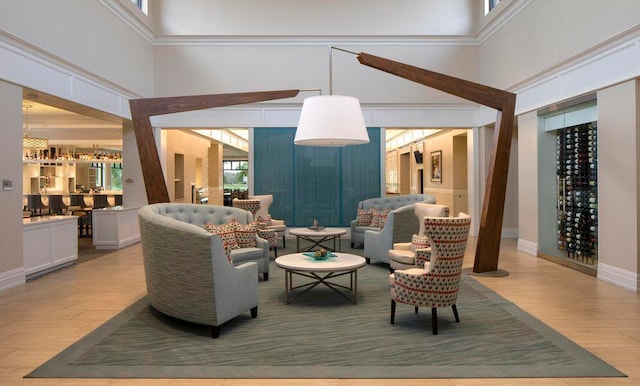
[22, 105, 49, 149]
[294, 47, 369, 147]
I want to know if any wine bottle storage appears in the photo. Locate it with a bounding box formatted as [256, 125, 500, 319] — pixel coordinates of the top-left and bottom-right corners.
[556, 122, 598, 265]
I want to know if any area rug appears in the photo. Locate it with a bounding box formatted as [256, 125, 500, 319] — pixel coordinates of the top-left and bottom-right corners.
[27, 243, 625, 379]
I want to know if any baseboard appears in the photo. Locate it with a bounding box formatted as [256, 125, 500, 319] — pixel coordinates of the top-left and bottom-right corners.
[95, 236, 141, 250]
[0, 267, 26, 292]
[517, 239, 538, 256]
[597, 263, 639, 292]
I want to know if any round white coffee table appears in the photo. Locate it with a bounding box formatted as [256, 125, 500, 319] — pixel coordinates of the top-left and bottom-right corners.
[288, 227, 347, 252]
[275, 252, 366, 304]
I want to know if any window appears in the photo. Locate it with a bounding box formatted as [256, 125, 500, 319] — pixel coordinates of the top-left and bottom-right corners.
[223, 161, 248, 191]
[485, 0, 501, 14]
[111, 163, 123, 191]
[130, 0, 148, 14]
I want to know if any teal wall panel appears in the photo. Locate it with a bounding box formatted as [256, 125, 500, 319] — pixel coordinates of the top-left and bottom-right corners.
[254, 127, 380, 226]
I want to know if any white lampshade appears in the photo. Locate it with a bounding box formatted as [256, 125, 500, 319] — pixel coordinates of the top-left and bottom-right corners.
[294, 95, 369, 146]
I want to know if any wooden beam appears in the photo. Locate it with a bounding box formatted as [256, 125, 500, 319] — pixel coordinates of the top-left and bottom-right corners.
[129, 90, 300, 204]
[357, 52, 516, 274]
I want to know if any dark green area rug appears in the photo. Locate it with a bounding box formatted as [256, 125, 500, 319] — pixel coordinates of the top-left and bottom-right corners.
[28, 241, 625, 379]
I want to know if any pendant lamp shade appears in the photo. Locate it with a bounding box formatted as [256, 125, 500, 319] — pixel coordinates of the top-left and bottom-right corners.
[294, 95, 369, 146]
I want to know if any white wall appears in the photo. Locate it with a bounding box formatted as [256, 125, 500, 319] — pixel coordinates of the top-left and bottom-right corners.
[0, 0, 155, 97]
[597, 80, 640, 291]
[478, 0, 640, 90]
[149, 0, 481, 36]
[516, 111, 539, 255]
[0, 81, 26, 290]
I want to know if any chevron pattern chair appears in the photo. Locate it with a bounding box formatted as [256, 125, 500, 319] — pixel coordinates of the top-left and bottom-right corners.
[233, 196, 284, 256]
[389, 213, 471, 334]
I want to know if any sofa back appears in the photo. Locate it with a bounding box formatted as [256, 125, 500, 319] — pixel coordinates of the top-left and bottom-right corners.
[391, 204, 421, 244]
[147, 202, 253, 227]
[359, 193, 435, 211]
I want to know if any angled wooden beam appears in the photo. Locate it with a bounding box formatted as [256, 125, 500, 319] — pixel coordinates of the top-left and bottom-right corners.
[129, 90, 300, 204]
[357, 52, 516, 274]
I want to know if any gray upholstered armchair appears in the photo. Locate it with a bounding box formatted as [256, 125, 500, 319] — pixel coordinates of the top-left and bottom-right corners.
[350, 194, 435, 248]
[138, 203, 259, 338]
[363, 204, 422, 265]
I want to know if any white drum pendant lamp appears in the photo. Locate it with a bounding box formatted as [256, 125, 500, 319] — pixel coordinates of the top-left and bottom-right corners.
[294, 95, 369, 146]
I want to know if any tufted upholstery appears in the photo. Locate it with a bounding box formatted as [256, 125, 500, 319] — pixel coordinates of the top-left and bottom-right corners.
[350, 194, 435, 249]
[138, 203, 261, 338]
[389, 213, 471, 334]
[141, 203, 270, 278]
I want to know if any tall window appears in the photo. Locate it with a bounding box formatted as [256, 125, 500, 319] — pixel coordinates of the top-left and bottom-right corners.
[485, 0, 501, 14]
[130, 0, 148, 14]
[223, 161, 248, 191]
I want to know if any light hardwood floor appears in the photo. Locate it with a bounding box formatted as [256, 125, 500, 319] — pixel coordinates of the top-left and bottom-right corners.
[1, 238, 638, 386]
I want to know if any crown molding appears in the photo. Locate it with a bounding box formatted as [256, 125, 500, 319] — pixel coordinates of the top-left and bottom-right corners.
[99, 0, 156, 44]
[476, 0, 533, 44]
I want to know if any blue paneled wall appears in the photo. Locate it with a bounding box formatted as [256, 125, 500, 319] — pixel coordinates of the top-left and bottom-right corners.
[254, 128, 381, 227]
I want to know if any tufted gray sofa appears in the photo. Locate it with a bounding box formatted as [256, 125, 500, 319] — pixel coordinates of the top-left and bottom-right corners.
[138, 203, 267, 338]
[349, 194, 436, 265]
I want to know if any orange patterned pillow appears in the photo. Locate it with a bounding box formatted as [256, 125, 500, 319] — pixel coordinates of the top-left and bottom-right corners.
[356, 208, 373, 226]
[371, 208, 391, 228]
[410, 234, 429, 252]
[235, 222, 257, 248]
[203, 221, 239, 262]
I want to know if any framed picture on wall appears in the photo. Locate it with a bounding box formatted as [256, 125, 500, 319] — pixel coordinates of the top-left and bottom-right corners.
[430, 150, 442, 183]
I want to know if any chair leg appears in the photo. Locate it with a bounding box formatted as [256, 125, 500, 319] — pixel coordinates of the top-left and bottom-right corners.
[351, 242, 354, 248]
[250, 306, 258, 318]
[415, 306, 419, 314]
[365, 257, 370, 264]
[452, 304, 460, 323]
[431, 307, 438, 335]
[263, 272, 269, 281]
[390, 300, 396, 324]
[273, 246, 278, 258]
[212, 326, 221, 339]
[282, 235, 286, 248]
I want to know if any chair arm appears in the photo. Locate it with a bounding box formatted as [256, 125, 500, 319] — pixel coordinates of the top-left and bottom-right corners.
[364, 212, 396, 264]
[213, 260, 259, 325]
[415, 248, 432, 269]
[392, 242, 411, 250]
[270, 219, 285, 226]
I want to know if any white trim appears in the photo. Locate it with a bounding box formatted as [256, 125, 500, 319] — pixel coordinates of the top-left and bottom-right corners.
[517, 239, 537, 256]
[477, 0, 533, 44]
[478, 26, 640, 126]
[597, 263, 639, 293]
[0, 267, 26, 292]
[0, 31, 140, 119]
[151, 105, 480, 129]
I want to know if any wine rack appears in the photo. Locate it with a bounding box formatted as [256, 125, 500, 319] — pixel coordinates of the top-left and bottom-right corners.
[556, 122, 598, 266]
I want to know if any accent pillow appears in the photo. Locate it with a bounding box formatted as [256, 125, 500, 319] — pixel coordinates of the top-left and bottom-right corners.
[235, 222, 258, 248]
[371, 208, 391, 228]
[257, 214, 273, 226]
[203, 221, 239, 262]
[356, 208, 373, 226]
[410, 234, 429, 252]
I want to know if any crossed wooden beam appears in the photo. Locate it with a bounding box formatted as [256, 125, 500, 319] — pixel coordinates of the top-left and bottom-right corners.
[129, 52, 516, 274]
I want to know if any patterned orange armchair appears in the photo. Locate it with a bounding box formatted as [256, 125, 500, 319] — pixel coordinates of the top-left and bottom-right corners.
[389, 213, 471, 334]
[233, 195, 286, 256]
